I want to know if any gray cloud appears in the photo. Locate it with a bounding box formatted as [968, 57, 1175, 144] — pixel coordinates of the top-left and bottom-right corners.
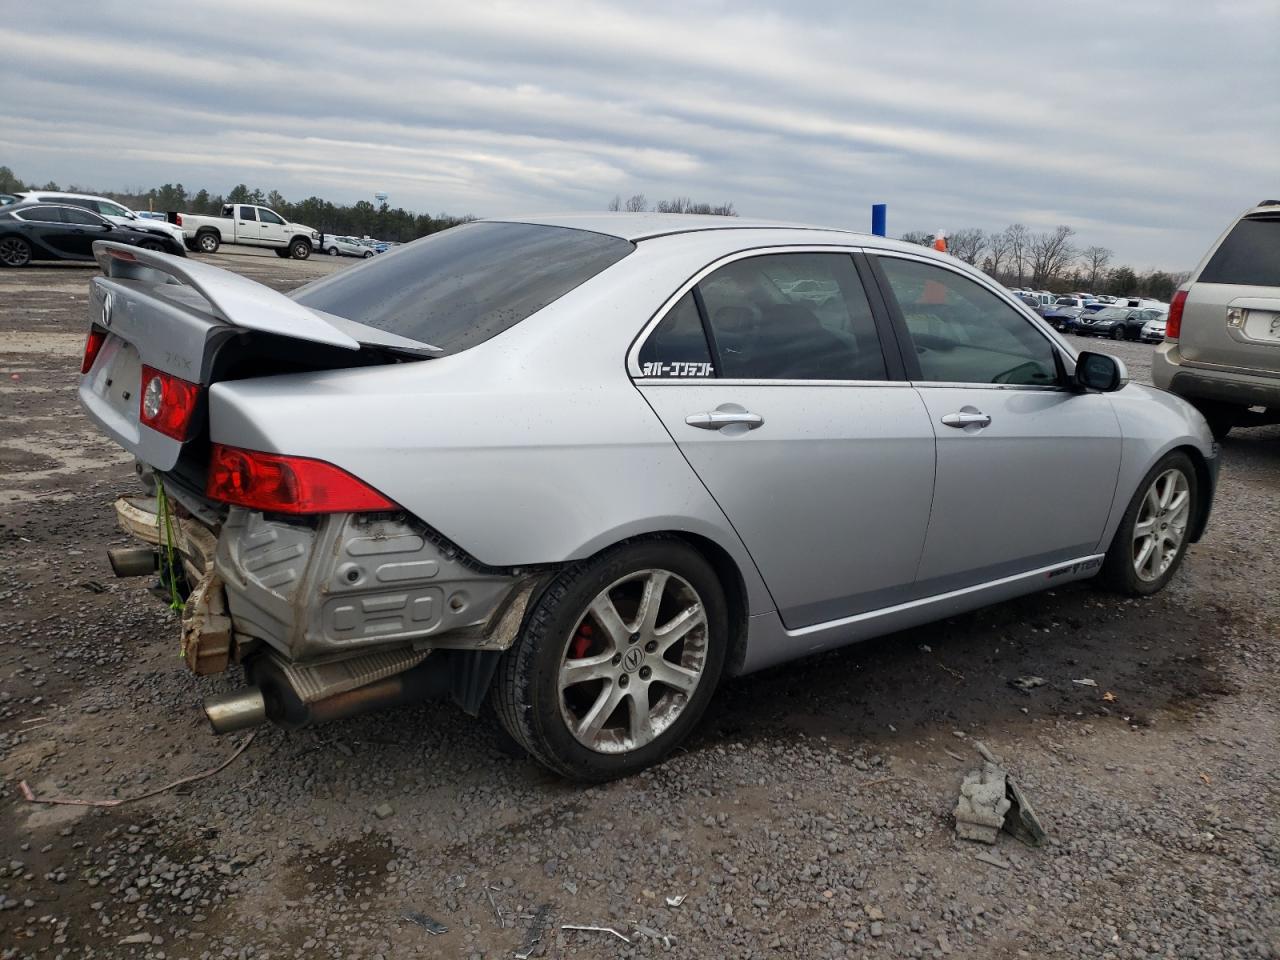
[1, 0, 1276, 266]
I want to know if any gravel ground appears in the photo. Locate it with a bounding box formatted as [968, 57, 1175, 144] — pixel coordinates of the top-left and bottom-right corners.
[1, 251, 1277, 959]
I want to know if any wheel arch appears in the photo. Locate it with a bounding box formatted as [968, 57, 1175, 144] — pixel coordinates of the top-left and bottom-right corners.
[1173, 443, 1214, 543]
[195, 226, 221, 240]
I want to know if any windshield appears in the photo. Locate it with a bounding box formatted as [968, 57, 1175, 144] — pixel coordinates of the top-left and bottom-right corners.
[293, 222, 634, 355]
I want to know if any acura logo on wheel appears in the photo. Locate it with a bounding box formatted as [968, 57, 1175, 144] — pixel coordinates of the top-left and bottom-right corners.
[622, 647, 645, 672]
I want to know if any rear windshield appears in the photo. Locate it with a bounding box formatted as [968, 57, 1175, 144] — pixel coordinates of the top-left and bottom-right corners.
[1198, 216, 1280, 286]
[293, 222, 634, 354]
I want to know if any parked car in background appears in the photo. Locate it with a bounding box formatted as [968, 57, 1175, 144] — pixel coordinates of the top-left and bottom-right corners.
[135, 210, 167, 221]
[1055, 296, 1097, 310]
[1077, 306, 1138, 339]
[170, 203, 320, 258]
[79, 215, 1217, 779]
[1112, 296, 1166, 310]
[1014, 292, 1042, 312]
[0, 194, 17, 206]
[1153, 199, 1280, 439]
[323, 235, 374, 258]
[0, 200, 186, 266]
[19, 191, 186, 249]
[1082, 301, 1110, 314]
[1043, 303, 1084, 333]
[1142, 316, 1168, 343]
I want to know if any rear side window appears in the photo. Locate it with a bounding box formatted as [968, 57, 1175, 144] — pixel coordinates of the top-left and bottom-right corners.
[1198, 216, 1280, 286]
[638, 292, 715, 377]
[237, 207, 258, 221]
[12, 205, 61, 222]
[294, 222, 634, 354]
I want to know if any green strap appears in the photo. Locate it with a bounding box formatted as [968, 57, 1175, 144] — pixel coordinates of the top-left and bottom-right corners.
[155, 478, 186, 616]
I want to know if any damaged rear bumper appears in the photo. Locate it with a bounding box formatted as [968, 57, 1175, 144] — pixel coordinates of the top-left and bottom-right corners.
[111, 492, 547, 731]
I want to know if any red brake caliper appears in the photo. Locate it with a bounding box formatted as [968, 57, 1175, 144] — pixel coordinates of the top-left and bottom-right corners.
[570, 622, 594, 659]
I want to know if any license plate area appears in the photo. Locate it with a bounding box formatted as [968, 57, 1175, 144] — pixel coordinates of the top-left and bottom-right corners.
[90, 334, 144, 427]
[1241, 309, 1280, 344]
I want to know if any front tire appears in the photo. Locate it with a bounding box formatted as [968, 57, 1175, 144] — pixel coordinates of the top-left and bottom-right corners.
[326, 247, 338, 256]
[1111, 326, 1125, 340]
[289, 238, 311, 260]
[0, 236, 32, 267]
[1099, 451, 1198, 596]
[362, 250, 374, 258]
[494, 540, 727, 781]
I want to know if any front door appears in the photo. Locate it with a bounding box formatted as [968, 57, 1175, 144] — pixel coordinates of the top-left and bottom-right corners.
[634, 251, 936, 628]
[257, 208, 289, 246]
[871, 254, 1122, 594]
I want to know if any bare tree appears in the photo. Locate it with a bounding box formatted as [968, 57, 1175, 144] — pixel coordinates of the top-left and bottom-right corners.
[948, 228, 986, 265]
[624, 193, 647, 213]
[985, 228, 1012, 279]
[1030, 226, 1077, 288]
[1083, 245, 1112, 290]
[607, 194, 621, 212]
[1005, 223, 1031, 287]
[899, 231, 933, 247]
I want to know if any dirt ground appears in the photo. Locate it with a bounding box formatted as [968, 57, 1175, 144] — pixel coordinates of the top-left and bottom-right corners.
[0, 249, 1277, 960]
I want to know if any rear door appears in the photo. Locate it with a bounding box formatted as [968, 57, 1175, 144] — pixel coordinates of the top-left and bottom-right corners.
[233, 205, 261, 244]
[1182, 211, 1280, 372]
[632, 250, 937, 628]
[870, 253, 1121, 593]
[57, 206, 112, 256]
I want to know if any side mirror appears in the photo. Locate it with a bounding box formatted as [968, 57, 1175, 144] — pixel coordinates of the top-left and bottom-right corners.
[1075, 351, 1127, 392]
[100, 222, 114, 231]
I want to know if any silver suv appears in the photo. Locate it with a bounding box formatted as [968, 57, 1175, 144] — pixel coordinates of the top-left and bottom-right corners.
[1153, 200, 1280, 438]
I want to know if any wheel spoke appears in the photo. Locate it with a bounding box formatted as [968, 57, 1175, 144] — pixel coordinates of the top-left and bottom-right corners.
[560, 652, 616, 688]
[1149, 537, 1165, 575]
[1134, 537, 1156, 576]
[649, 659, 700, 695]
[576, 682, 623, 742]
[626, 690, 654, 745]
[1133, 517, 1157, 539]
[1165, 489, 1190, 521]
[635, 571, 670, 635]
[588, 594, 629, 649]
[1157, 474, 1174, 509]
[654, 603, 705, 655]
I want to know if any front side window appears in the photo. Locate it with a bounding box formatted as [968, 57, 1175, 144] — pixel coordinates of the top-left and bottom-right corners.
[259, 209, 285, 225]
[696, 253, 888, 380]
[877, 256, 1058, 387]
[238, 207, 258, 222]
[60, 207, 107, 226]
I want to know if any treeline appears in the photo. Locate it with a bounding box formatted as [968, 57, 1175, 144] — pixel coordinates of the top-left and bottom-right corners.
[899, 224, 1189, 301]
[607, 193, 737, 216]
[0, 166, 473, 242]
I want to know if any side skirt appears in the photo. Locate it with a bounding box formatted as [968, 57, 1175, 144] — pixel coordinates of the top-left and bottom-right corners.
[736, 555, 1104, 675]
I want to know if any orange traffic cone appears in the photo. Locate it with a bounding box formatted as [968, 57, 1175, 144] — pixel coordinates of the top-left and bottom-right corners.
[933, 230, 947, 253]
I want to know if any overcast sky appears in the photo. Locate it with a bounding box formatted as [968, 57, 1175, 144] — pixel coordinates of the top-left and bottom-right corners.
[2, 0, 1275, 267]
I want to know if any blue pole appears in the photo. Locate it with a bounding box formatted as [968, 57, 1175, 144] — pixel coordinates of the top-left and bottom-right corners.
[871, 203, 887, 237]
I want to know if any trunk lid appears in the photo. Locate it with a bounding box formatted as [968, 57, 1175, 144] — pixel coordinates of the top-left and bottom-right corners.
[78, 242, 430, 472]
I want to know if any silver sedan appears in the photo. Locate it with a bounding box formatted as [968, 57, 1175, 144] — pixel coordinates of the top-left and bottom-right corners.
[79, 215, 1218, 780]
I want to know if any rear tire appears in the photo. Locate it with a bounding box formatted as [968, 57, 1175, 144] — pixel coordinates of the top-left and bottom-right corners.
[196, 231, 220, 254]
[289, 238, 311, 260]
[327, 247, 338, 256]
[0, 236, 32, 267]
[1099, 451, 1198, 596]
[494, 539, 727, 781]
[362, 250, 374, 258]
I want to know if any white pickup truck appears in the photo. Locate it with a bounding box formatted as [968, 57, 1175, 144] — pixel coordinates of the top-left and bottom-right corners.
[170, 204, 321, 259]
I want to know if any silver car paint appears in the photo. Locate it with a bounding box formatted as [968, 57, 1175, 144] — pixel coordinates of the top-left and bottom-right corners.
[132, 220, 1214, 675]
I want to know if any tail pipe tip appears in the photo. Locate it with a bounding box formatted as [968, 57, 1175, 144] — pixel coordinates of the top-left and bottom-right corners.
[203, 688, 267, 734]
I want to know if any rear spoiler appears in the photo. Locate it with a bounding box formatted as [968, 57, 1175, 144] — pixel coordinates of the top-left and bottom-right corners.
[93, 241, 360, 351]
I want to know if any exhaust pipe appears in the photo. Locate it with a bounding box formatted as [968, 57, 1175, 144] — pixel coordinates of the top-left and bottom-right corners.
[203, 688, 267, 734]
[203, 660, 450, 735]
[108, 546, 158, 578]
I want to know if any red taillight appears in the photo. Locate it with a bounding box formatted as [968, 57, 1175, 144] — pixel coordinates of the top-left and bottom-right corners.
[175, 213, 183, 227]
[1166, 289, 1188, 341]
[81, 328, 107, 374]
[206, 444, 396, 514]
[139, 365, 200, 440]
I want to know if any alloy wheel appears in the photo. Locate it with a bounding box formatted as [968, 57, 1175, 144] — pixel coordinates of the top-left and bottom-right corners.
[0, 237, 31, 266]
[1132, 468, 1190, 582]
[558, 569, 708, 754]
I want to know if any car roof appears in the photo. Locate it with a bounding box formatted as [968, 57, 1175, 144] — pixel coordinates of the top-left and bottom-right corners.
[20, 190, 122, 204]
[487, 212, 865, 243]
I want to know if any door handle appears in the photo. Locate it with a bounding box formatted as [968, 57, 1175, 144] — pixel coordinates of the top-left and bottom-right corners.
[686, 411, 764, 430]
[941, 411, 992, 428]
